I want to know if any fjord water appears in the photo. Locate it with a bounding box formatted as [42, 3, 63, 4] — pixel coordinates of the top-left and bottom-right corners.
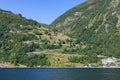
[0, 68, 120, 80]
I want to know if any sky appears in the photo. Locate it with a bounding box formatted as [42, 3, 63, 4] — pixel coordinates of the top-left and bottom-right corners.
[0, 0, 86, 24]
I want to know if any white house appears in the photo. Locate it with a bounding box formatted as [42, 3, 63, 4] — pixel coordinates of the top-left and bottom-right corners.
[102, 57, 116, 65]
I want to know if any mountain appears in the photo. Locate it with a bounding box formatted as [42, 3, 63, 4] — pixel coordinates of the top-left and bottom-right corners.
[1, 0, 120, 67]
[50, 0, 120, 58]
[0, 9, 75, 67]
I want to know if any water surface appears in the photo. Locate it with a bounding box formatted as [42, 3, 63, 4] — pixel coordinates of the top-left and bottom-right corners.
[0, 68, 120, 80]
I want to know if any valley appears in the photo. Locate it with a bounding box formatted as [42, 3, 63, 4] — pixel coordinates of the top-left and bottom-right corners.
[1, 0, 120, 68]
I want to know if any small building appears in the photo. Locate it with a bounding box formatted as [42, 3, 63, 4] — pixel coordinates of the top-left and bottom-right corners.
[102, 57, 116, 67]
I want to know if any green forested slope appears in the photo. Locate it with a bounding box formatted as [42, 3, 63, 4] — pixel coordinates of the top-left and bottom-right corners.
[50, 0, 120, 58]
[0, 9, 72, 67]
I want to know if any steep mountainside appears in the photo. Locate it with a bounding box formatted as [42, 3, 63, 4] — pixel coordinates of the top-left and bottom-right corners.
[50, 0, 120, 58]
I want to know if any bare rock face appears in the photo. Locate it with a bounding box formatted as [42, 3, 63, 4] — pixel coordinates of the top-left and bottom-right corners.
[105, 24, 109, 33]
[87, 4, 96, 10]
[112, 11, 117, 16]
[55, 16, 76, 28]
[74, 12, 82, 16]
[110, 0, 119, 8]
[112, 10, 120, 16]
[56, 23, 62, 28]
[116, 15, 120, 28]
[64, 16, 75, 25]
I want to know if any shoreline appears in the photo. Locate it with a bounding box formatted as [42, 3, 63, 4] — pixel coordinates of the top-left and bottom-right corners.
[0, 62, 120, 68]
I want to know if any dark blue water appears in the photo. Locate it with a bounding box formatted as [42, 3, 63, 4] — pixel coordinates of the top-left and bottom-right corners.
[0, 68, 120, 80]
